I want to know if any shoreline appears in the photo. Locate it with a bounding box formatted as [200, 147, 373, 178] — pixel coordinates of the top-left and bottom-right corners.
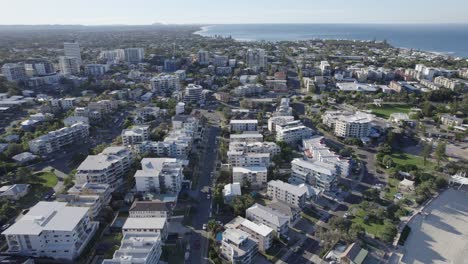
[193, 24, 466, 58]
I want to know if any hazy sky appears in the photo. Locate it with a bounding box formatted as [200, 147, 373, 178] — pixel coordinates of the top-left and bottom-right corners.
[2, 0, 468, 25]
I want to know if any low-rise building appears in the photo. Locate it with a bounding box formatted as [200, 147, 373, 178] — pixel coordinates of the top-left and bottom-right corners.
[1, 202, 98, 260]
[440, 114, 463, 127]
[275, 121, 313, 143]
[302, 136, 350, 177]
[230, 132, 263, 143]
[267, 200, 301, 226]
[323, 111, 373, 138]
[122, 217, 168, 240]
[230, 120, 258, 132]
[102, 233, 162, 264]
[291, 158, 337, 191]
[220, 228, 258, 264]
[233, 166, 268, 188]
[0, 184, 30, 200]
[246, 203, 289, 237]
[267, 180, 307, 208]
[225, 216, 273, 252]
[223, 183, 242, 204]
[135, 158, 185, 195]
[129, 201, 173, 218]
[268, 116, 295, 132]
[28, 123, 89, 156]
[122, 125, 150, 146]
[76, 147, 134, 190]
[67, 183, 112, 205]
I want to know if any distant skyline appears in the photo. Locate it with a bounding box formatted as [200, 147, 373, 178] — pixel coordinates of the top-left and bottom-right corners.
[2, 0, 468, 25]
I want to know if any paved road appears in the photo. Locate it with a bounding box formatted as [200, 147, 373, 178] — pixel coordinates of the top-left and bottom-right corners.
[188, 126, 220, 264]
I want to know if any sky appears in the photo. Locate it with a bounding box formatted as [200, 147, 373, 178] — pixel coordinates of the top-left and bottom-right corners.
[1, 0, 468, 25]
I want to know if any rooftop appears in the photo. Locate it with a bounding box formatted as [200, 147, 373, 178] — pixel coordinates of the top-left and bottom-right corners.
[123, 217, 167, 230]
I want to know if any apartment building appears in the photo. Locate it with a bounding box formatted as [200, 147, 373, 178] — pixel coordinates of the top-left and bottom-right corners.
[230, 120, 258, 132]
[230, 132, 263, 143]
[323, 111, 374, 138]
[67, 182, 112, 205]
[275, 121, 313, 143]
[28, 123, 89, 156]
[56, 194, 103, 219]
[184, 84, 204, 104]
[267, 200, 301, 226]
[228, 152, 271, 168]
[220, 228, 258, 264]
[275, 98, 293, 116]
[122, 125, 150, 146]
[124, 48, 145, 64]
[76, 147, 134, 190]
[122, 217, 168, 240]
[234, 84, 264, 96]
[291, 158, 337, 191]
[88, 100, 118, 115]
[246, 203, 289, 238]
[1, 63, 26, 81]
[233, 166, 268, 188]
[102, 233, 162, 264]
[129, 201, 173, 218]
[64, 42, 82, 65]
[303, 136, 350, 177]
[440, 114, 463, 127]
[135, 158, 185, 195]
[59, 56, 80, 76]
[85, 64, 110, 76]
[2, 202, 98, 260]
[268, 115, 295, 132]
[225, 216, 273, 252]
[267, 180, 307, 208]
[223, 183, 242, 204]
[150, 74, 180, 93]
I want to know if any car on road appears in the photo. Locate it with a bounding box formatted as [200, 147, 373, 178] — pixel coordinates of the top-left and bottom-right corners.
[207, 194, 211, 199]
[202, 224, 207, 230]
[22, 209, 29, 215]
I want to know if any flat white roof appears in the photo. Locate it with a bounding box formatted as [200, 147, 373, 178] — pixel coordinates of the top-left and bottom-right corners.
[123, 217, 167, 230]
[2, 202, 88, 235]
[233, 166, 267, 173]
[230, 119, 258, 124]
[241, 219, 273, 237]
[268, 180, 307, 196]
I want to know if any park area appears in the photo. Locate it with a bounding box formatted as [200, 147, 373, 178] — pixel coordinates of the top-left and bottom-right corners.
[401, 188, 468, 264]
[369, 104, 412, 119]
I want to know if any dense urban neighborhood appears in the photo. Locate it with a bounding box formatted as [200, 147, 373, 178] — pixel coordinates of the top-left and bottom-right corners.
[0, 25, 467, 264]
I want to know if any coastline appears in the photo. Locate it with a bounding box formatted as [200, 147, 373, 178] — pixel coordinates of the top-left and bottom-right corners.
[193, 24, 468, 58]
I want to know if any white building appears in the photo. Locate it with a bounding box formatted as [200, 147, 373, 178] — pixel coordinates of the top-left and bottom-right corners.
[59, 56, 80, 76]
[99, 49, 125, 63]
[122, 126, 150, 146]
[129, 201, 173, 219]
[85, 64, 110, 76]
[102, 233, 162, 264]
[0, 184, 30, 200]
[291, 158, 337, 191]
[175, 102, 185, 115]
[302, 136, 350, 177]
[233, 166, 268, 188]
[197, 50, 210, 65]
[28, 123, 89, 156]
[135, 158, 185, 195]
[275, 121, 313, 143]
[2, 201, 98, 260]
[1, 63, 26, 81]
[213, 55, 229, 67]
[440, 114, 463, 127]
[267, 180, 307, 208]
[64, 42, 82, 65]
[246, 48, 266, 71]
[320, 61, 331, 74]
[223, 182, 242, 203]
[184, 84, 204, 104]
[246, 203, 289, 237]
[150, 75, 180, 93]
[225, 216, 273, 252]
[230, 132, 263, 143]
[122, 217, 168, 240]
[64, 116, 89, 127]
[67, 182, 112, 205]
[76, 147, 134, 190]
[230, 120, 258, 132]
[268, 116, 295, 132]
[234, 84, 264, 96]
[323, 111, 374, 138]
[124, 48, 145, 64]
[220, 228, 258, 264]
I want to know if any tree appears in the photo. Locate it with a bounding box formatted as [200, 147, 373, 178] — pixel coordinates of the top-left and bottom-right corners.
[382, 155, 395, 168]
[434, 142, 446, 166]
[5, 143, 23, 158]
[434, 176, 448, 189]
[421, 143, 432, 166]
[381, 220, 397, 243]
[231, 194, 255, 216]
[16, 167, 32, 183]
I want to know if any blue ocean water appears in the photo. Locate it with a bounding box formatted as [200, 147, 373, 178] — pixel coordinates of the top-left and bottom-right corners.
[195, 24, 468, 58]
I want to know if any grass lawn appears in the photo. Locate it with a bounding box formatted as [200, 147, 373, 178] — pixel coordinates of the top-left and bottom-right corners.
[351, 208, 386, 239]
[390, 151, 434, 170]
[369, 104, 412, 119]
[384, 178, 400, 200]
[36, 171, 58, 188]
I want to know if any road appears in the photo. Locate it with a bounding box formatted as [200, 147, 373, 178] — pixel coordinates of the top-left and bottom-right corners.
[188, 125, 220, 264]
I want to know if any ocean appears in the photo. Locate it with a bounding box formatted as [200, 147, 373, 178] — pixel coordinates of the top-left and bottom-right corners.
[195, 24, 468, 58]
